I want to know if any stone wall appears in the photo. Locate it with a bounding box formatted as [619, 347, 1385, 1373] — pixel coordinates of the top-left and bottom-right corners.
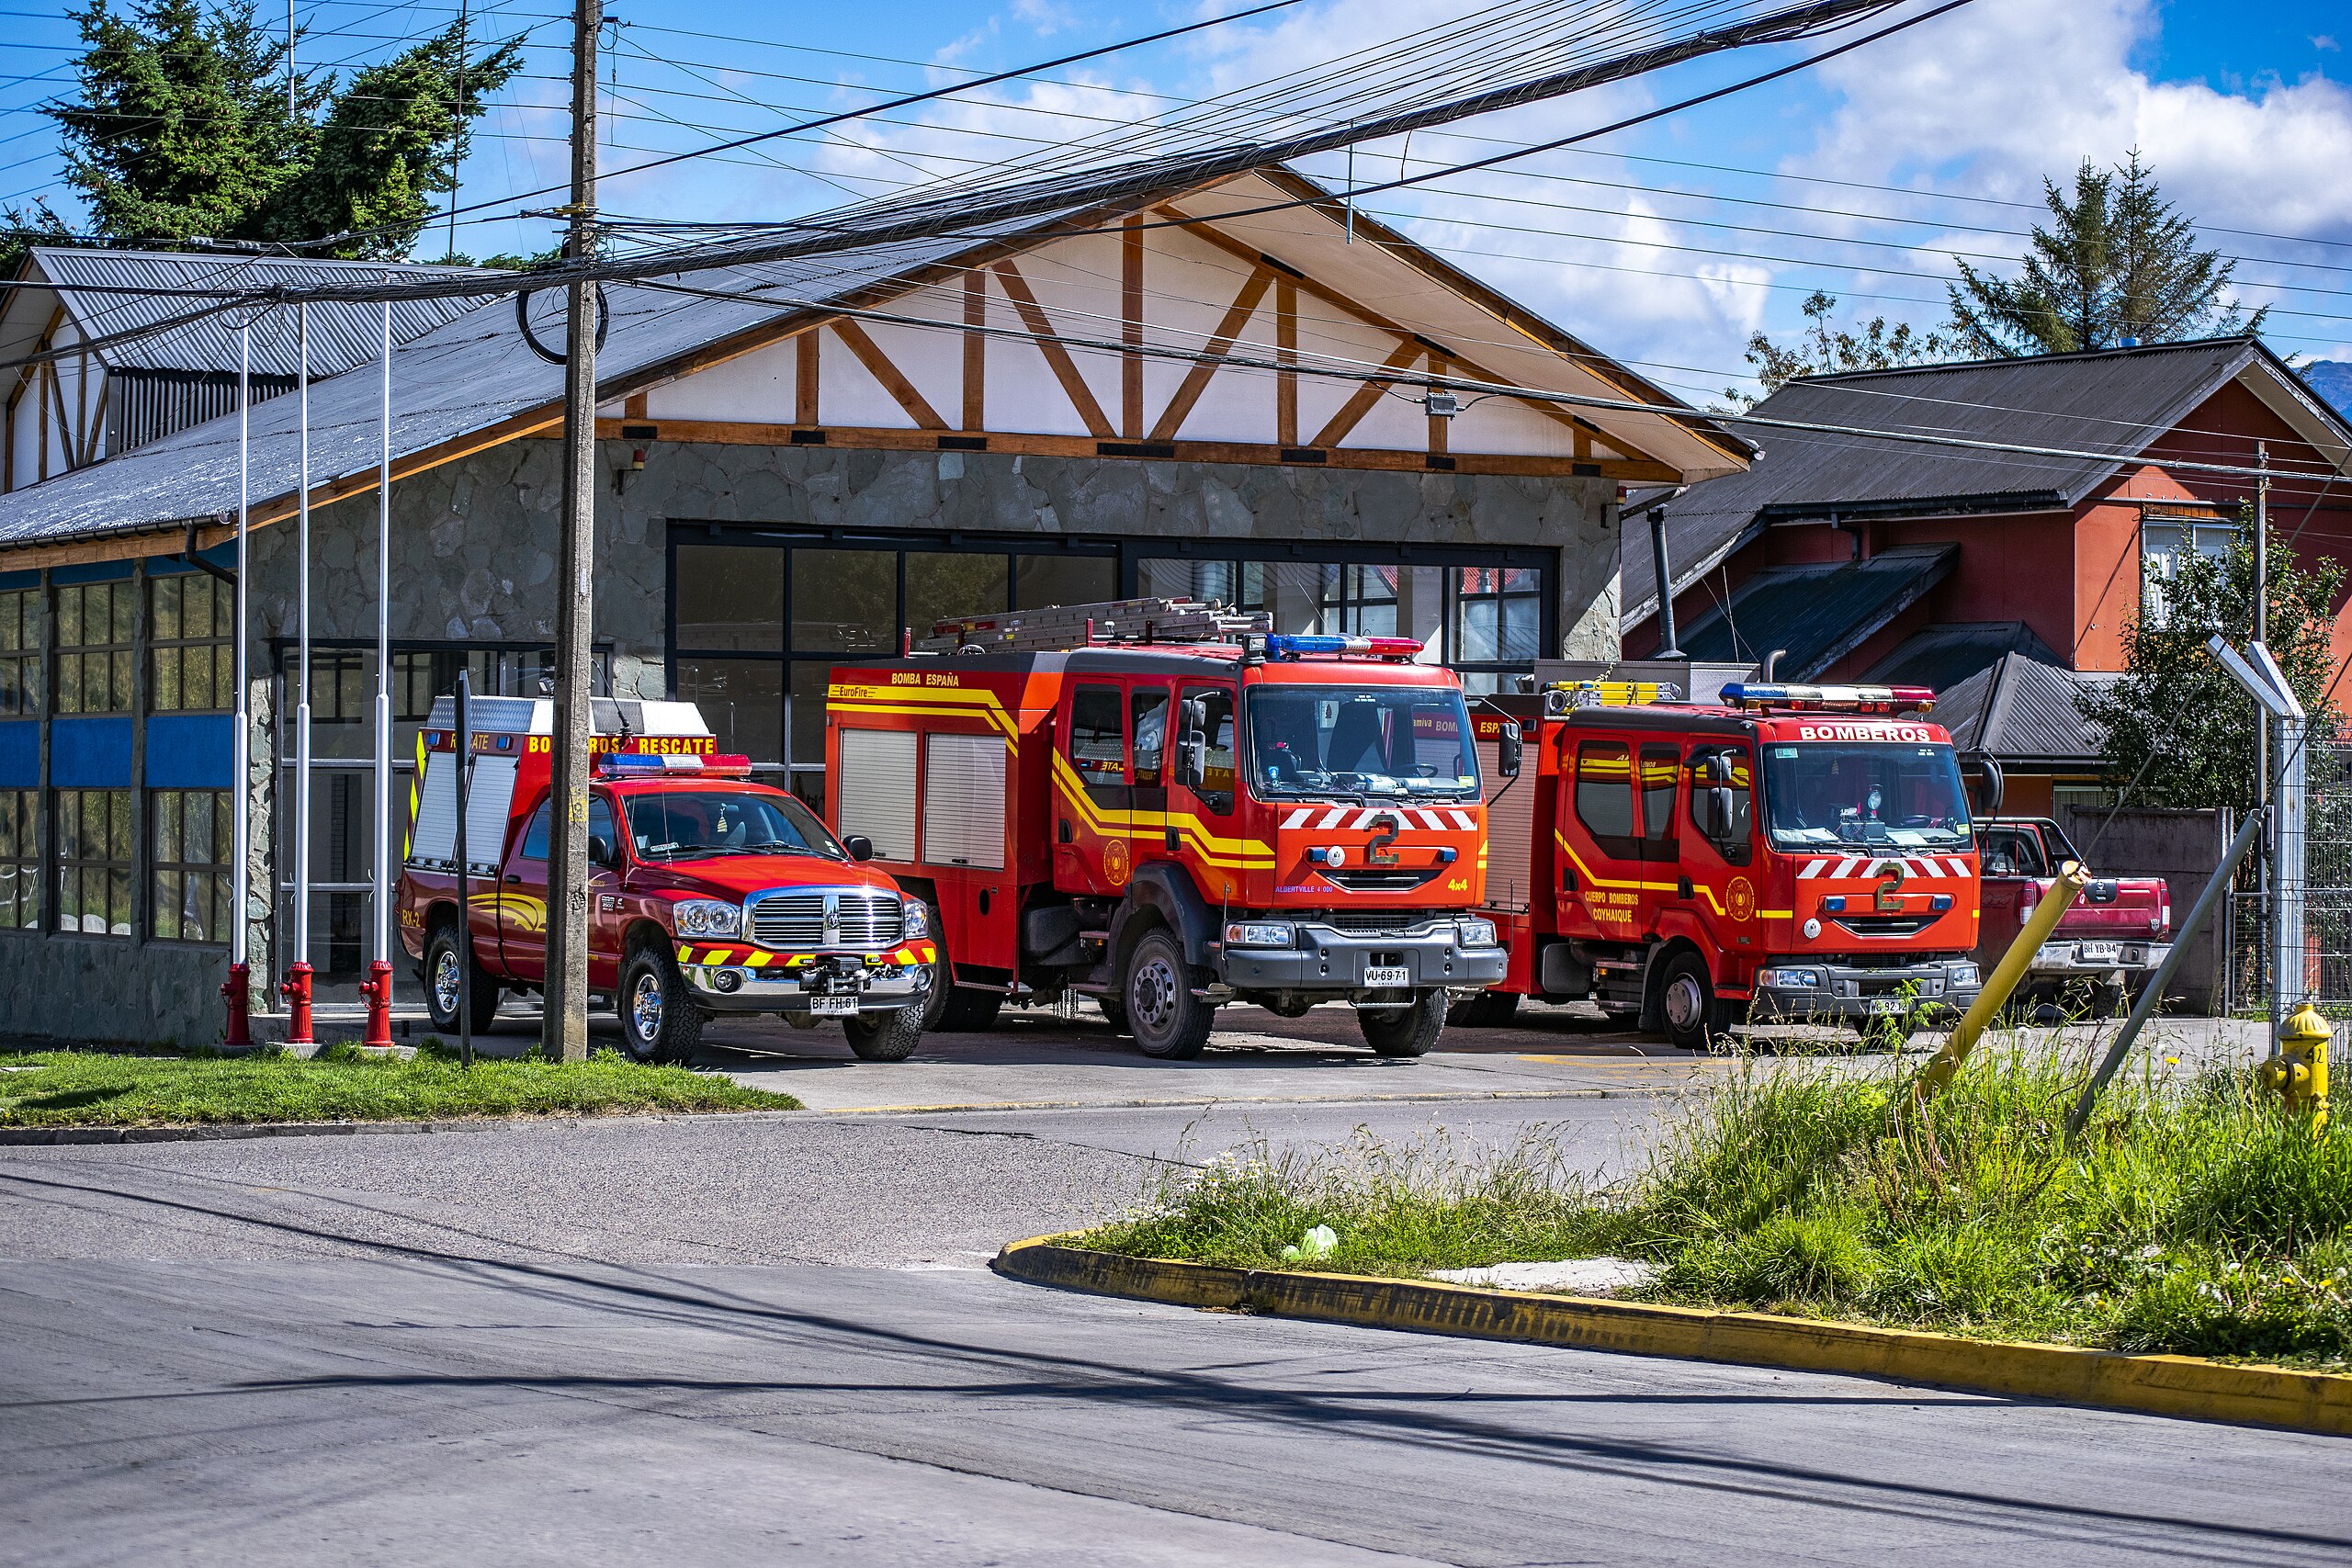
[0, 932, 235, 1048]
[237, 439, 1622, 670]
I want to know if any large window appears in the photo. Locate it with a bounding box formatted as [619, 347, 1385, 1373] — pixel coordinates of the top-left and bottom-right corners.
[0, 585, 38, 716]
[1138, 553, 1547, 691]
[0, 789, 35, 929]
[1574, 740, 1635, 842]
[2142, 514, 2239, 629]
[56, 787, 132, 935]
[152, 788, 232, 943]
[149, 572, 233, 712]
[55, 579, 132, 714]
[670, 537, 1113, 817]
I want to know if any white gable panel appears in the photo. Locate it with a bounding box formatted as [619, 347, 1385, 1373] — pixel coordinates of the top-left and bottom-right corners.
[1447, 394, 1578, 458]
[820, 325, 919, 430]
[1011, 237, 1126, 429]
[1170, 307, 1279, 444]
[643, 333, 797, 423]
[855, 317, 961, 427]
[987, 334, 1094, 436]
[1337, 373, 1427, 451]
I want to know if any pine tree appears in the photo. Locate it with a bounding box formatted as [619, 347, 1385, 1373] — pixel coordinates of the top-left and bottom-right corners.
[1948, 151, 2261, 356]
[40, 0, 519, 259]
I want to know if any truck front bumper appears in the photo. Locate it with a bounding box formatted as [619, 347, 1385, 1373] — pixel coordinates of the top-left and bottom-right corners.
[2030, 939, 2170, 977]
[1216, 918, 1509, 995]
[675, 942, 933, 1016]
[1749, 957, 1982, 1025]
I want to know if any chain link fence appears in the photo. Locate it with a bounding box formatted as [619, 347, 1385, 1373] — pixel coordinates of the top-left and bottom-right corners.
[2222, 748, 2352, 1017]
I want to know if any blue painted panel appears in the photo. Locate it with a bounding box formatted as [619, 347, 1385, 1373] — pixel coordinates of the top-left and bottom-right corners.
[50, 716, 134, 787]
[144, 542, 233, 579]
[0, 570, 36, 591]
[145, 714, 234, 789]
[0, 721, 34, 787]
[51, 560, 134, 586]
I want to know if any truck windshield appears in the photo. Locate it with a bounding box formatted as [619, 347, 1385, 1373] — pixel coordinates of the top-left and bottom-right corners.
[1245, 686, 1480, 800]
[1760, 743, 1971, 850]
[623, 790, 843, 862]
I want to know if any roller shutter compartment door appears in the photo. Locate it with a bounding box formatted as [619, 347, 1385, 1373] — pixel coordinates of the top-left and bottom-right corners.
[408, 751, 458, 869]
[837, 728, 918, 863]
[462, 755, 520, 874]
[1477, 733, 1537, 913]
[922, 732, 1007, 870]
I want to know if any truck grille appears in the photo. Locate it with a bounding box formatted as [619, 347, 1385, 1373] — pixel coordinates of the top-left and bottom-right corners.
[1320, 911, 1441, 938]
[748, 889, 904, 950]
[1834, 915, 1939, 938]
[1322, 867, 1441, 893]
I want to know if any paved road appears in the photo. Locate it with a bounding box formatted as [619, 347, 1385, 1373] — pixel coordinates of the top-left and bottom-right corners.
[4, 1055, 2347, 1566]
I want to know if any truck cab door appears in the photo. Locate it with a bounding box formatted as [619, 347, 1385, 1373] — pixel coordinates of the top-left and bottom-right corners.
[1057, 682, 1130, 895]
[1974, 822, 2044, 971]
[1684, 743, 1760, 957]
[583, 794, 623, 993]
[1173, 683, 1240, 902]
[498, 795, 555, 981]
[1129, 684, 1173, 875]
[1634, 743, 1685, 933]
[1561, 735, 1643, 939]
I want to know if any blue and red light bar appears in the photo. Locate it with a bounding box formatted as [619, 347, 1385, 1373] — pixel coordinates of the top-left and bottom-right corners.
[1262, 634, 1424, 660]
[594, 752, 755, 778]
[1721, 682, 1935, 715]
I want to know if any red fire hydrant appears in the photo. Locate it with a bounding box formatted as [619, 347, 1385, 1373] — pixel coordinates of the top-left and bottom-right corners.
[280, 961, 315, 1047]
[359, 959, 394, 1048]
[221, 961, 253, 1048]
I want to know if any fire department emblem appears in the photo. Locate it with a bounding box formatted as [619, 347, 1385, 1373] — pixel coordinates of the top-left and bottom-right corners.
[1726, 876, 1756, 922]
[1102, 837, 1133, 886]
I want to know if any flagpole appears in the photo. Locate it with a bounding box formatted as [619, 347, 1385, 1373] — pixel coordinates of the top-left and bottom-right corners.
[223, 324, 253, 1045]
[284, 303, 315, 1044]
[361, 300, 395, 1047]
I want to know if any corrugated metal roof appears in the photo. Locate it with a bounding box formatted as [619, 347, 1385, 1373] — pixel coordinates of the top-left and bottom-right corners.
[1937, 651, 2120, 765]
[30, 248, 499, 378]
[1862, 620, 2061, 692]
[1674, 544, 1956, 681]
[0, 217, 1091, 551]
[1622, 336, 2307, 628]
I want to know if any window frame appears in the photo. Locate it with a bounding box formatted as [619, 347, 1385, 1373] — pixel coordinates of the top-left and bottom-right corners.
[1685, 744, 1756, 865]
[1068, 682, 1129, 792]
[53, 578, 134, 716]
[54, 786, 134, 937]
[150, 786, 232, 944]
[147, 571, 234, 715]
[0, 787, 37, 931]
[0, 584, 40, 717]
[1573, 739, 1639, 851]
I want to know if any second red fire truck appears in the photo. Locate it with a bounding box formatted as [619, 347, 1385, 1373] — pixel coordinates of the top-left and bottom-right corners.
[1465, 680, 1984, 1047]
[824, 598, 1508, 1058]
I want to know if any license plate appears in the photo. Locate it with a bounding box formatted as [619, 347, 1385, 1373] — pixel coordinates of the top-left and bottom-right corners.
[1868, 996, 1905, 1014]
[2078, 943, 2119, 964]
[1364, 965, 1410, 987]
[808, 995, 860, 1017]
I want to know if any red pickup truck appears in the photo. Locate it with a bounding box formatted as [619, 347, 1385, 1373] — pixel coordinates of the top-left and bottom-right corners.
[397, 695, 936, 1063]
[1974, 817, 2170, 1014]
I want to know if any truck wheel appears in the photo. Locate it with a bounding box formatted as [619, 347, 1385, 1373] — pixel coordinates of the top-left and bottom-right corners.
[1361, 988, 1448, 1057]
[844, 1005, 923, 1062]
[1657, 951, 1729, 1053]
[1447, 990, 1521, 1028]
[424, 920, 501, 1037]
[1125, 928, 1212, 1059]
[618, 944, 706, 1065]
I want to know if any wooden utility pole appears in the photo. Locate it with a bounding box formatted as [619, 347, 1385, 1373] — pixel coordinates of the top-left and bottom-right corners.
[544, 0, 601, 1062]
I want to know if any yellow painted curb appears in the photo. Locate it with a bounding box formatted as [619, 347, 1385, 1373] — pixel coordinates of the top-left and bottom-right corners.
[992, 1235, 2352, 1438]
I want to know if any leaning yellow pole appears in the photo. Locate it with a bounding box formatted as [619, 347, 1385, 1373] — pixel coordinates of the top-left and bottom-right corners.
[1916, 860, 2090, 1099]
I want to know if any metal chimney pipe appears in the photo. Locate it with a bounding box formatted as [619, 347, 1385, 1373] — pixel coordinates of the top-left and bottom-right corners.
[1649, 503, 1683, 658]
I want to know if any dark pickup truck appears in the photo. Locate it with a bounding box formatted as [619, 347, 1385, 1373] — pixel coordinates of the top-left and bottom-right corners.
[1975, 817, 2171, 1013]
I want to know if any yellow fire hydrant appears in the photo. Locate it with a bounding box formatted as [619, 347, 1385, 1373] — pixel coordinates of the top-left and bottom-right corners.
[2260, 1003, 2332, 1134]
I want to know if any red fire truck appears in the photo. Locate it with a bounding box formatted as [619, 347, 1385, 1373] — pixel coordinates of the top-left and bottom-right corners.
[1466, 681, 1984, 1048]
[398, 696, 935, 1062]
[824, 598, 1508, 1058]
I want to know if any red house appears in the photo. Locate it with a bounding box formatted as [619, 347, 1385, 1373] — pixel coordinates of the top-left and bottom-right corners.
[1622, 336, 2352, 815]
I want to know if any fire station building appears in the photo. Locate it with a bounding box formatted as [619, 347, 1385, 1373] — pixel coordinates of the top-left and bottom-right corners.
[0, 165, 1747, 1043]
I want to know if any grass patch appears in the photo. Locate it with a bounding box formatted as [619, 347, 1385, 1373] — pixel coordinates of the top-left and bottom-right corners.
[1083, 1043, 2352, 1369]
[0, 1043, 800, 1125]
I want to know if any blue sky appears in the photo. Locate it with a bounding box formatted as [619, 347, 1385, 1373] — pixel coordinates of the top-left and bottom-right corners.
[2, 0, 2347, 399]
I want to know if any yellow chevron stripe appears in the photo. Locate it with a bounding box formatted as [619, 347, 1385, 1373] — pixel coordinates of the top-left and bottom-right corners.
[1049, 751, 1274, 868]
[828, 684, 1021, 740]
